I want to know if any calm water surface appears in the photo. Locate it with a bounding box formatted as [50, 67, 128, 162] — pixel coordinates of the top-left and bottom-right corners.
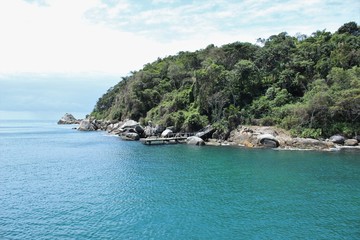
[0, 120, 359, 239]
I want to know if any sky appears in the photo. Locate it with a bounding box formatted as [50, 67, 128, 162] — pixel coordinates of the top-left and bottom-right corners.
[0, 0, 359, 120]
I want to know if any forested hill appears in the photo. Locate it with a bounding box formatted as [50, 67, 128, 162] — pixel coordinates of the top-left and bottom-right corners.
[91, 22, 360, 138]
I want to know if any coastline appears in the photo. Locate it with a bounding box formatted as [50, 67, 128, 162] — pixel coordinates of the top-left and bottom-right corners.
[59, 115, 359, 152]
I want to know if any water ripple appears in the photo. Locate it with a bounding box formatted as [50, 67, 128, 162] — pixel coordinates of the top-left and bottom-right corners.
[0, 121, 359, 239]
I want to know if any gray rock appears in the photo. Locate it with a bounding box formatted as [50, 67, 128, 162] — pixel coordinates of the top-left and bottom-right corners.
[134, 125, 144, 134]
[291, 138, 333, 150]
[257, 133, 276, 141]
[261, 139, 279, 148]
[120, 120, 144, 134]
[330, 135, 345, 144]
[186, 136, 205, 146]
[121, 132, 140, 141]
[161, 129, 173, 138]
[257, 134, 279, 148]
[106, 124, 114, 132]
[344, 139, 358, 146]
[120, 120, 139, 129]
[57, 113, 80, 124]
[78, 119, 98, 131]
[196, 125, 215, 140]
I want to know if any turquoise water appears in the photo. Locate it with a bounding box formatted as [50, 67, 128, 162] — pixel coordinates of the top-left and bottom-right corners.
[0, 121, 359, 239]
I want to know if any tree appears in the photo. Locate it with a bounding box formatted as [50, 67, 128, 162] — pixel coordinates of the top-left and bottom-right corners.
[337, 22, 360, 36]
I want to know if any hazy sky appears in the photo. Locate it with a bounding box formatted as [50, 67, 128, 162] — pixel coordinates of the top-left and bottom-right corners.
[0, 0, 359, 120]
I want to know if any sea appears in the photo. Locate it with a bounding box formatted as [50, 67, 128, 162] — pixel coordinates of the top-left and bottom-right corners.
[0, 120, 359, 240]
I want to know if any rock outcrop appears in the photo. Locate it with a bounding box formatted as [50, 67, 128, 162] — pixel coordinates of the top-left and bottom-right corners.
[186, 136, 205, 146]
[71, 116, 360, 150]
[119, 120, 144, 135]
[257, 134, 280, 148]
[104, 119, 144, 140]
[78, 119, 99, 131]
[289, 138, 334, 150]
[57, 113, 81, 124]
[228, 126, 282, 148]
[227, 126, 340, 150]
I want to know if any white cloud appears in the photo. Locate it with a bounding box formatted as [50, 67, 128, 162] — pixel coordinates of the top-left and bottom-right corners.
[0, 0, 170, 75]
[151, 0, 176, 4]
[0, 0, 358, 76]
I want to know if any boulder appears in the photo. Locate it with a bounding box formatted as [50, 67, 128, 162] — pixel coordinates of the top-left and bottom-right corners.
[121, 132, 140, 141]
[78, 119, 98, 131]
[196, 125, 215, 140]
[120, 119, 138, 129]
[119, 120, 144, 134]
[57, 113, 80, 124]
[354, 135, 360, 142]
[107, 122, 123, 133]
[99, 120, 111, 131]
[330, 135, 345, 144]
[186, 136, 205, 146]
[134, 125, 144, 134]
[257, 134, 279, 148]
[120, 120, 144, 134]
[161, 129, 173, 138]
[344, 139, 358, 146]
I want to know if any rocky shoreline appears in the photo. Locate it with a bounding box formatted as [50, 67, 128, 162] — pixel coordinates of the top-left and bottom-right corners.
[58, 114, 360, 151]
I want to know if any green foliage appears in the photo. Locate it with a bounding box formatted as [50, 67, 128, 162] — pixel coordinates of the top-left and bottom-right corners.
[300, 128, 322, 139]
[184, 112, 208, 132]
[91, 22, 360, 137]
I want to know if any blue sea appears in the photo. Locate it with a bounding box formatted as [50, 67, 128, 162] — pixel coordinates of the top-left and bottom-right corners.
[0, 120, 359, 239]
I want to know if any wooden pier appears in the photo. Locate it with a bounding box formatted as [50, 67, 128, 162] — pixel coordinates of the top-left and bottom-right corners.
[140, 133, 194, 145]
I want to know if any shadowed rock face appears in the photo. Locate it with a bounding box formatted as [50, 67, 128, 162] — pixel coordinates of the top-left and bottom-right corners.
[257, 134, 280, 148]
[260, 138, 279, 148]
[196, 126, 215, 140]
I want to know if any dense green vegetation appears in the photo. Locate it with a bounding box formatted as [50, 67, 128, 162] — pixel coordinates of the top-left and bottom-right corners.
[91, 22, 360, 138]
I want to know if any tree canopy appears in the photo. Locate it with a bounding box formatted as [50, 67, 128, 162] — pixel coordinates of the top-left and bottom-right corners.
[91, 22, 360, 138]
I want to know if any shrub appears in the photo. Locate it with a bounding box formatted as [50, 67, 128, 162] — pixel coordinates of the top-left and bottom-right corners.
[300, 128, 322, 138]
[184, 113, 208, 132]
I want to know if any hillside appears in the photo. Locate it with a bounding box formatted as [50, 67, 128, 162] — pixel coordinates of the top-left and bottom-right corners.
[91, 22, 360, 138]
